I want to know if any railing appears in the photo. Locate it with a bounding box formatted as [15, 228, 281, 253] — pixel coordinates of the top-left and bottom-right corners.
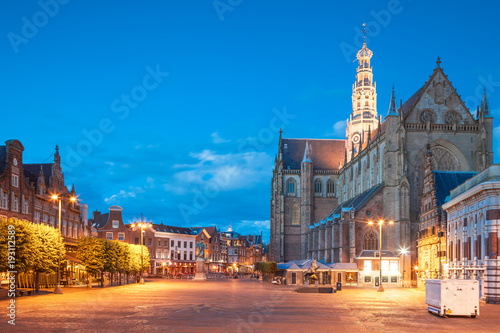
[404, 123, 479, 132]
[283, 169, 300, 174]
[63, 236, 78, 245]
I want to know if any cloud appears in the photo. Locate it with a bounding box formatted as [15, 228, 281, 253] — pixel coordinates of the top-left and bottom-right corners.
[104, 186, 146, 204]
[325, 120, 347, 138]
[211, 132, 229, 144]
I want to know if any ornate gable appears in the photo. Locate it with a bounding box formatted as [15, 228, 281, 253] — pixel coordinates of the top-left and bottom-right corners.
[402, 60, 476, 125]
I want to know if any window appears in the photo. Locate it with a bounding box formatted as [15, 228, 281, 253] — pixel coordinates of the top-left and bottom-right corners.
[364, 260, 372, 272]
[158, 240, 162, 246]
[148, 238, 152, 246]
[74, 228, 78, 238]
[171, 240, 174, 247]
[165, 240, 169, 247]
[164, 249, 168, 259]
[171, 250, 174, 259]
[34, 210, 40, 222]
[390, 260, 398, 272]
[364, 276, 372, 283]
[43, 213, 48, 222]
[118, 232, 125, 241]
[178, 241, 181, 247]
[184, 241, 187, 248]
[190, 252, 193, 260]
[381, 260, 389, 272]
[106, 232, 113, 240]
[157, 249, 162, 259]
[183, 252, 187, 260]
[290, 204, 300, 226]
[112, 220, 119, 228]
[391, 276, 398, 283]
[363, 230, 378, 250]
[12, 194, 19, 212]
[12, 175, 19, 188]
[286, 178, 296, 196]
[0, 190, 8, 209]
[190, 242, 193, 249]
[314, 179, 323, 196]
[135, 237, 139, 245]
[327, 179, 335, 196]
[22, 196, 28, 214]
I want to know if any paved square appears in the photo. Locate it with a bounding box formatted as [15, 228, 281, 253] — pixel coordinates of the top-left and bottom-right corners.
[1, 279, 499, 332]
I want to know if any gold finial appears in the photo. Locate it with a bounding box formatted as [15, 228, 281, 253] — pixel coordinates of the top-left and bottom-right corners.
[361, 23, 369, 43]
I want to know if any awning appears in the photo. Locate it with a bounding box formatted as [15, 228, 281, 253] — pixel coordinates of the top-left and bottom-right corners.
[65, 253, 83, 265]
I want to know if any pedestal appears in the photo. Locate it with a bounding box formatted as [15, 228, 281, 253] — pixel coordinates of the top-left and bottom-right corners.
[194, 258, 206, 280]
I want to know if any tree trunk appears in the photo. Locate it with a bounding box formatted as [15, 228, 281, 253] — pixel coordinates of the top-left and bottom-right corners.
[88, 272, 93, 289]
[100, 271, 104, 288]
[35, 271, 40, 293]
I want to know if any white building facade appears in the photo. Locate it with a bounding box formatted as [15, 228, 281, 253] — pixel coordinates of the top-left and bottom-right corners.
[443, 165, 500, 303]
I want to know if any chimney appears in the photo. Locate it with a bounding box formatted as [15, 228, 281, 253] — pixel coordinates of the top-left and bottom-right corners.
[93, 210, 101, 220]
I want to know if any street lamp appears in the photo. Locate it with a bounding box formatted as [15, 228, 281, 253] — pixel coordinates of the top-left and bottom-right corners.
[50, 193, 77, 294]
[368, 219, 393, 292]
[131, 216, 151, 284]
[399, 247, 408, 287]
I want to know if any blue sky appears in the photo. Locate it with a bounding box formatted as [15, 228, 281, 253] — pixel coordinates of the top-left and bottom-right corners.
[1, 0, 499, 242]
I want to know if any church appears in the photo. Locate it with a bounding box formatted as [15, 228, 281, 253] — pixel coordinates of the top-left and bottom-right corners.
[269, 40, 494, 285]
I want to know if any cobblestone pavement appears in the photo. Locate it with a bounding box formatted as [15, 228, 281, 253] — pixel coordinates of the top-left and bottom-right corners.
[1, 279, 499, 332]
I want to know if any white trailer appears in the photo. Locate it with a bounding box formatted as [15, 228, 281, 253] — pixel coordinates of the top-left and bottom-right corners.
[425, 279, 479, 318]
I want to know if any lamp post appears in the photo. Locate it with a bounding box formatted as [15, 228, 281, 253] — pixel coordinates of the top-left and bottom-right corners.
[369, 219, 393, 292]
[51, 194, 77, 294]
[131, 215, 150, 285]
[400, 248, 408, 288]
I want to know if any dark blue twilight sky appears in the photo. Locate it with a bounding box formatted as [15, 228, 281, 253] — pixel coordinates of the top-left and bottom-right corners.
[1, 1, 499, 241]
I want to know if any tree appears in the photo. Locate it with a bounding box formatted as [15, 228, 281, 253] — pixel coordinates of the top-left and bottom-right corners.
[77, 236, 105, 288]
[31, 223, 65, 292]
[103, 240, 120, 286]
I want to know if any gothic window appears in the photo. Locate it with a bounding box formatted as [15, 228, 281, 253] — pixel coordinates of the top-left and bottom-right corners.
[327, 179, 335, 196]
[363, 229, 378, 250]
[444, 111, 461, 125]
[314, 179, 323, 196]
[290, 204, 299, 226]
[286, 178, 296, 196]
[419, 110, 434, 124]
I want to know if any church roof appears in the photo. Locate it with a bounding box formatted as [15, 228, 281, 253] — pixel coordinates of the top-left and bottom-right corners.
[91, 213, 110, 229]
[432, 171, 477, 206]
[328, 183, 383, 217]
[0, 145, 6, 174]
[23, 163, 53, 187]
[282, 138, 344, 170]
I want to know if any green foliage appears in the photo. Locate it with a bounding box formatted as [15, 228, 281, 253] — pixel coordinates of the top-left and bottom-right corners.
[255, 261, 277, 274]
[0, 218, 64, 273]
[77, 236, 105, 274]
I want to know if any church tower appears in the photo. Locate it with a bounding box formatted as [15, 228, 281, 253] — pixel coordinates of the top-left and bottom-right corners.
[346, 25, 378, 161]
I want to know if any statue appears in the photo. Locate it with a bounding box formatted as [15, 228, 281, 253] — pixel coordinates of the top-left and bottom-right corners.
[304, 260, 319, 282]
[196, 241, 205, 259]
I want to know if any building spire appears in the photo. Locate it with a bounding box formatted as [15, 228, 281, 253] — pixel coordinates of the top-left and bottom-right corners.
[302, 141, 312, 163]
[436, 56, 441, 68]
[481, 87, 492, 117]
[386, 85, 398, 116]
[361, 23, 369, 44]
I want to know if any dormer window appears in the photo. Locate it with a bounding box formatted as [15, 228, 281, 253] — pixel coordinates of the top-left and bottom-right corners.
[112, 220, 119, 228]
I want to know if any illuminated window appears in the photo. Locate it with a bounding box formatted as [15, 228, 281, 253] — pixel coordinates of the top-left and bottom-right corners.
[390, 260, 398, 272]
[291, 204, 300, 226]
[364, 260, 372, 272]
[112, 220, 119, 228]
[381, 260, 389, 272]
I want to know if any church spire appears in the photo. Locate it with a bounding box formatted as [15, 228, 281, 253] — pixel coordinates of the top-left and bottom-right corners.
[481, 87, 492, 118]
[386, 85, 398, 116]
[302, 141, 312, 163]
[346, 23, 378, 163]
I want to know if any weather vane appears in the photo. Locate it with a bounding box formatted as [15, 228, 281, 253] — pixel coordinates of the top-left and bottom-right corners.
[361, 23, 369, 43]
